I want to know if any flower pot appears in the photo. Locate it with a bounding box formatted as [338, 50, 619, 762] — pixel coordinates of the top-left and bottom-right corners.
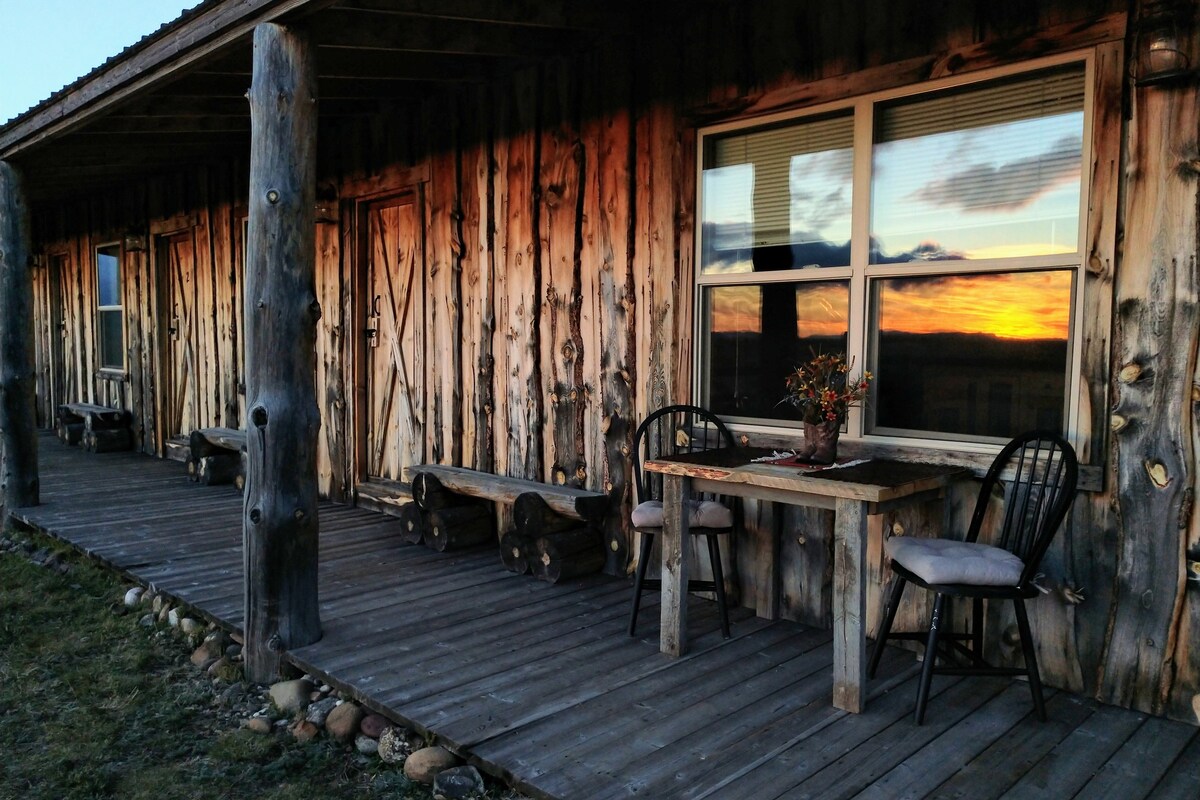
[800, 420, 840, 464]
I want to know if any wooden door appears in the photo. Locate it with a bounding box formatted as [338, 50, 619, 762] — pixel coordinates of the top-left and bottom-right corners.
[158, 231, 198, 443]
[362, 195, 425, 483]
[48, 253, 69, 412]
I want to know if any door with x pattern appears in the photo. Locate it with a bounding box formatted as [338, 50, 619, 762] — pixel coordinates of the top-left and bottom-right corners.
[362, 194, 426, 483]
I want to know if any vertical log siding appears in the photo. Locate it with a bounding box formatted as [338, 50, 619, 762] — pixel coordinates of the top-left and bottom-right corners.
[22, 1, 1200, 722]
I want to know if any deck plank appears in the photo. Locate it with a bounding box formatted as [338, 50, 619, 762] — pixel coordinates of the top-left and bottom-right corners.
[13, 434, 1196, 800]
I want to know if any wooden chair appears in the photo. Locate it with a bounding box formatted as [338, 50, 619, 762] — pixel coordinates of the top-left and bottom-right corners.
[628, 405, 737, 638]
[868, 430, 1078, 724]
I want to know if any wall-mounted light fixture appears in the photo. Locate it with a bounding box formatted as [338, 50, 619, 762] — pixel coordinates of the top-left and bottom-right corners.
[1134, 1, 1197, 87]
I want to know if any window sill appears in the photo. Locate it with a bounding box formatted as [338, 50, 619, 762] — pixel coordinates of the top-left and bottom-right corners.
[96, 369, 128, 381]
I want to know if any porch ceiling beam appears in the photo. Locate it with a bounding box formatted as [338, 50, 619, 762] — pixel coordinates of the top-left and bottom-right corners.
[312, 8, 597, 58]
[0, 0, 341, 159]
[336, 0, 634, 32]
[165, 71, 439, 101]
[74, 117, 252, 135]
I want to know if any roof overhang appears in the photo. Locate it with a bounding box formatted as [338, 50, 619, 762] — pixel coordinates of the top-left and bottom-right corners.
[0, 0, 632, 204]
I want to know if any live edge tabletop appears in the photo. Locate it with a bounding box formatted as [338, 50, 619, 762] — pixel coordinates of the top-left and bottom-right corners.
[643, 447, 969, 713]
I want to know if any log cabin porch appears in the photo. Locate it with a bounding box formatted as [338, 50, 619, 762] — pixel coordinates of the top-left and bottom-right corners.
[14, 435, 1199, 800]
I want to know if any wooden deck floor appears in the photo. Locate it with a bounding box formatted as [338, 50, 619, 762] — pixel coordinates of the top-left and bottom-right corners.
[13, 436, 1199, 800]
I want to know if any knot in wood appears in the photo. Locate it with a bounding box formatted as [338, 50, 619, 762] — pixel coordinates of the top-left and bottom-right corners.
[1118, 363, 1143, 384]
[293, 508, 306, 521]
[891, 522, 905, 536]
[267, 633, 283, 653]
[249, 508, 262, 524]
[1145, 460, 1170, 489]
[1110, 414, 1127, 433]
[266, 189, 280, 204]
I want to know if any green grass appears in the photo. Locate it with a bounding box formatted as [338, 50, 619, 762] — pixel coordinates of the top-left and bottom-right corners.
[0, 529, 516, 800]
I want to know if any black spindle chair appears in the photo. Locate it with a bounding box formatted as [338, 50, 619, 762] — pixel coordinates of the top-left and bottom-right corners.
[628, 405, 737, 638]
[868, 430, 1078, 724]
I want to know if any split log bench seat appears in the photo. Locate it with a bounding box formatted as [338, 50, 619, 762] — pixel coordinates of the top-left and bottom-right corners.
[402, 464, 609, 583]
[188, 427, 247, 489]
[56, 403, 132, 452]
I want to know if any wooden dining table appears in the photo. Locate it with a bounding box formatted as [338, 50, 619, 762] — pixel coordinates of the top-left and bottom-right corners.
[642, 447, 969, 713]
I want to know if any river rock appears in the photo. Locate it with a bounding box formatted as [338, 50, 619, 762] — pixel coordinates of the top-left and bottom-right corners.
[123, 587, 143, 607]
[359, 713, 390, 739]
[305, 696, 339, 727]
[404, 746, 459, 784]
[325, 701, 364, 743]
[355, 734, 379, 756]
[290, 719, 319, 743]
[377, 727, 409, 764]
[432, 765, 485, 800]
[269, 679, 314, 714]
[179, 617, 203, 635]
[244, 717, 272, 735]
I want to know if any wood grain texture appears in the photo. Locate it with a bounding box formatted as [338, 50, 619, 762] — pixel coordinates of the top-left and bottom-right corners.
[0, 161, 40, 514]
[24, 0, 1200, 723]
[242, 22, 321, 681]
[17, 434, 1198, 800]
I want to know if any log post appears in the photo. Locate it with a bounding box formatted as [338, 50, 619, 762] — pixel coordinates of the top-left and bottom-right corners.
[0, 161, 39, 524]
[243, 23, 321, 682]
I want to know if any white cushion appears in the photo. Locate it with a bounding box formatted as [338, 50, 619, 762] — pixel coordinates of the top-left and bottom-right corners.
[886, 536, 1025, 586]
[631, 500, 733, 529]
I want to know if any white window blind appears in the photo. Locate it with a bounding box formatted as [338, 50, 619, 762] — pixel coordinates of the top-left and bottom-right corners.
[708, 115, 854, 248]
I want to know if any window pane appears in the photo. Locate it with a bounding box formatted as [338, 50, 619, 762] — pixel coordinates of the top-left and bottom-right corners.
[702, 114, 854, 274]
[97, 246, 121, 307]
[702, 280, 849, 420]
[100, 310, 124, 370]
[870, 270, 1072, 439]
[871, 66, 1084, 263]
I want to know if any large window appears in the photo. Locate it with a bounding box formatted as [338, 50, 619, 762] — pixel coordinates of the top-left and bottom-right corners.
[96, 244, 124, 371]
[697, 57, 1089, 446]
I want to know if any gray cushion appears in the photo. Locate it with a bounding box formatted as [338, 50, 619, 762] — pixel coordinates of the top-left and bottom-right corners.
[631, 500, 733, 529]
[885, 535, 1024, 586]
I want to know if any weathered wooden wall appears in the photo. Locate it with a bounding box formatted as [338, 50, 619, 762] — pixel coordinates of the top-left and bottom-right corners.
[31, 164, 247, 454]
[24, 0, 1200, 723]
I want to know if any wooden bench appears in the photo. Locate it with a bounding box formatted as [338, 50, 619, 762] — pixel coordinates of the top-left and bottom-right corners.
[401, 464, 610, 583]
[56, 403, 133, 452]
[188, 427, 247, 489]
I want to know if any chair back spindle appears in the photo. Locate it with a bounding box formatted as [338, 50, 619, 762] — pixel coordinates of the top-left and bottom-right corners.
[632, 405, 734, 506]
[965, 430, 1078, 587]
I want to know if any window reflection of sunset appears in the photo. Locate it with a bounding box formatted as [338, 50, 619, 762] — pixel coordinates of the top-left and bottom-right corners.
[878, 271, 1071, 340]
[708, 283, 849, 336]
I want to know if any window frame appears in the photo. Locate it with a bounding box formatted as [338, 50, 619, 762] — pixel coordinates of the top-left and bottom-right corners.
[95, 241, 126, 374]
[693, 49, 1098, 461]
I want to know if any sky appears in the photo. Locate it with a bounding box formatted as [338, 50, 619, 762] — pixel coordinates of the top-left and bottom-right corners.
[0, 0, 200, 124]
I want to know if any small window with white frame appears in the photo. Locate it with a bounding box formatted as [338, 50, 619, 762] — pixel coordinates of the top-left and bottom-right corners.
[96, 243, 124, 372]
[696, 55, 1091, 450]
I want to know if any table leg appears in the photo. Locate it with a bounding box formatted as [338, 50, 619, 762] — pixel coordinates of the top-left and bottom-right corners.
[660, 473, 691, 656]
[832, 497, 868, 712]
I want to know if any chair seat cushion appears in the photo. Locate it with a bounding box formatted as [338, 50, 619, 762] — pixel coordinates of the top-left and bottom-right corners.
[631, 500, 733, 530]
[885, 536, 1025, 586]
